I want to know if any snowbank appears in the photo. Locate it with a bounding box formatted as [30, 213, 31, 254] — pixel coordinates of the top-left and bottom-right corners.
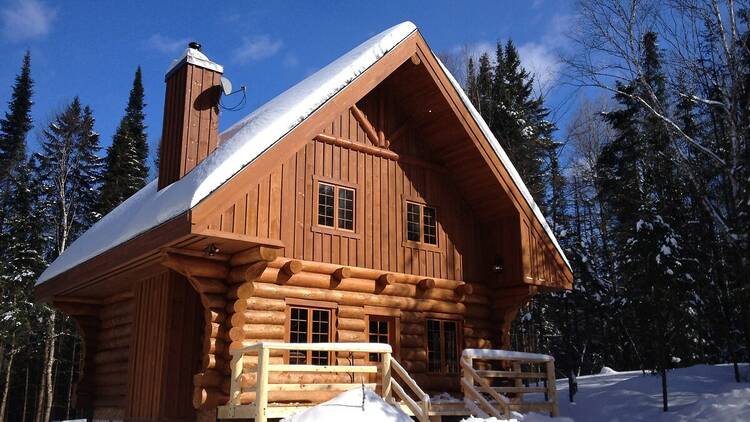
[281, 387, 412, 422]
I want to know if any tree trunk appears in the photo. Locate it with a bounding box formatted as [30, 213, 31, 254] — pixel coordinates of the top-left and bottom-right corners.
[22, 367, 29, 422]
[0, 335, 16, 422]
[65, 339, 76, 420]
[35, 311, 56, 422]
[660, 366, 668, 412]
[43, 312, 57, 422]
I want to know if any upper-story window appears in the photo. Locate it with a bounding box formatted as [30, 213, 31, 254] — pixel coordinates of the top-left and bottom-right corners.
[317, 182, 355, 231]
[405, 201, 437, 245]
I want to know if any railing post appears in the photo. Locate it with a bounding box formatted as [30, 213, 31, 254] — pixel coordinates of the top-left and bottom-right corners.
[229, 352, 243, 406]
[512, 362, 523, 403]
[461, 356, 473, 398]
[546, 360, 559, 417]
[381, 351, 392, 401]
[256, 346, 270, 422]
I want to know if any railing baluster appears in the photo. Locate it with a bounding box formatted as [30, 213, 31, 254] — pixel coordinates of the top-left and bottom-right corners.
[381, 351, 392, 400]
[546, 360, 559, 417]
[255, 345, 270, 422]
[229, 353, 243, 406]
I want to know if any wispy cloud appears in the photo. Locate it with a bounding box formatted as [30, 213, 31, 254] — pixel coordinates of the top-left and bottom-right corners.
[232, 35, 283, 64]
[145, 33, 191, 55]
[518, 42, 561, 92]
[1, 0, 56, 42]
[282, 52, 299, 68]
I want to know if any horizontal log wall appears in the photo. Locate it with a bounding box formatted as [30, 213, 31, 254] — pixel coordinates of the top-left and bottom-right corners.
[205, 85, 492, 283]
[91, 294, 132, 420]
[226, 257, 506, 400]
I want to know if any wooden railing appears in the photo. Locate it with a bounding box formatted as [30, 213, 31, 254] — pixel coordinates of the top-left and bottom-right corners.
[383, 355, 431, 422]
[461, 349, 559, 418]
[219, 342, 431, 422]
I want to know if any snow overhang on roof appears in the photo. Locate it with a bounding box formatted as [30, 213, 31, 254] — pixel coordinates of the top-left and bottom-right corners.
[165, 46, 224, 78]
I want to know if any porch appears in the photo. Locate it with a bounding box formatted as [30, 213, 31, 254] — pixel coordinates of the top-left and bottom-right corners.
[217, 342, 559, 422]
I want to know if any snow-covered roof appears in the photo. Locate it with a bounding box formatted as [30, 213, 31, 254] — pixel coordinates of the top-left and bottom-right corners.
[37, 20, 569, 286]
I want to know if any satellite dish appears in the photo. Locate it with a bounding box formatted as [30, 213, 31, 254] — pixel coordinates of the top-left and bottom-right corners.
[220, 76, 233, 96]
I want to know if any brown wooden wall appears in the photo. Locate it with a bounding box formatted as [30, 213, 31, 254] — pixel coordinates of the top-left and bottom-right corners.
[203, 87, 492, 284]
[90, 294, 132, 420]
[126, 271, 203, 421]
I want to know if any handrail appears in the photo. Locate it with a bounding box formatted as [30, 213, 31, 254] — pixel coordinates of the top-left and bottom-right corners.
[225, 342, 396, 422]
[460, 349, 559, 418]
[461, 358, 510, 418]
[389, 358, 430, 421]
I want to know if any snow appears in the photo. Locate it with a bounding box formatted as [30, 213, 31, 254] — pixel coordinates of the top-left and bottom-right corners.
[436, 58, 571, 270]
[280, 387, 412, 422]
[37, 21, 416, 285]
[463, 348, 553, 362]
[166, 46, 224, 75]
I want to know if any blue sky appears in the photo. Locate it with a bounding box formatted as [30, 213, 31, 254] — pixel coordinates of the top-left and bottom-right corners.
[0, 0, 577, 165]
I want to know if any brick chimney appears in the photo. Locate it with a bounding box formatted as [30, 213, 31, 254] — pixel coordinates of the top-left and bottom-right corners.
[158, 42, 224, 190]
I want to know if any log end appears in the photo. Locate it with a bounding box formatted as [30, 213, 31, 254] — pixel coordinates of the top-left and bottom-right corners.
[333, 267, 352, 281]
[456, 283, 473, 296]
[418, 278, 435, 290]
[377, 273, 395, 286]
[282, 260, 303, 276]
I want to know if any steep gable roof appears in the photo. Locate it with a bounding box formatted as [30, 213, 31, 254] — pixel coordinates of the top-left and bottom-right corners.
[37, 21, 570, 288]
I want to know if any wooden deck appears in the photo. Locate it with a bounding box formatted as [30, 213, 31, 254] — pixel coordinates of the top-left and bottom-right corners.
[217, 342, 558, 421]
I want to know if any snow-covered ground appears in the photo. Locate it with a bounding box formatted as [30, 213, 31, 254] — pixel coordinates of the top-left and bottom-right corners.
[281, 364, 749, 422]
[551, 363, 750, 421]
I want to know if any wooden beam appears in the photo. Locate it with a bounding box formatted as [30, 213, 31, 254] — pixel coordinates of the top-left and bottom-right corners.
[230, 245, 281, 267]
[350, 104, 380, 146]
[332, 267, 352, 282]
[280, 260, 303, 277]
[410, 53, 421, 65]
[417, 278, 435, 290]
[314, 134, 444, 173]
[161, 252, 229, 279]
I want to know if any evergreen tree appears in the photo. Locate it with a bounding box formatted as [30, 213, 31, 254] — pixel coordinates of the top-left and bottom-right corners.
[466, 57, 479, 108]
[0, 51, 33, 180]
[491, 40, 556, 209]
[98, 66, 149, 215]
[36, 97, 102, 256]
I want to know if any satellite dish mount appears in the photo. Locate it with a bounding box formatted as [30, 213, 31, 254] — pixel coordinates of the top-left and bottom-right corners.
[219, 76, 247, 111]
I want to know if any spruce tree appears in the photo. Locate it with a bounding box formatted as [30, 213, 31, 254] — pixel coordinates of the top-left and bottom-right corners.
[98, 66, 149, 215]
[0, 51, 33, 180]
[36, 97, 102, 256]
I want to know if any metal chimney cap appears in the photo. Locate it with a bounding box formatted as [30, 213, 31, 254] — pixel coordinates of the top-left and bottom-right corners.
[189, 42, 202, 51]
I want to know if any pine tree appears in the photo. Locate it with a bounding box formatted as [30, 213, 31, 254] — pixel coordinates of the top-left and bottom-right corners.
[36, 97, 102, 257]
[491, 40, 556, 209]
[98, 66, 149, 215]
[466, 57, 479, 107]
[0, 51, 33, 180]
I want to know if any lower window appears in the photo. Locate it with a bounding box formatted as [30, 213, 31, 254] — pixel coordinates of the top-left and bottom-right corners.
[289, 306, 332, 365]
[368, 316, 396, 362]
[426, 319, 459, 373]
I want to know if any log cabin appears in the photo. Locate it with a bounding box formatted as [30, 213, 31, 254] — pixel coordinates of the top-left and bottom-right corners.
[34, 21, 572, 422]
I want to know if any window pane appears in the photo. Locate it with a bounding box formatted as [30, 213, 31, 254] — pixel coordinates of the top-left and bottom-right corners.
[426, 319, 442, 372]
[318, 183, 335, 227]
[289, 307, 308, 364]
[423, 206, 437, 245]
[369, 318, 390, 362]
[406, 203, 421, 241]
[311, 309, 330, 365]
[443, 321, 458, 373]
[337, 188, 354, 230]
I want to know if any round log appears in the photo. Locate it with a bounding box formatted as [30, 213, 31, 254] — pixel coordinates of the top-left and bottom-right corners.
[455, 283, 473, 296]
[399, 348, 427, 361]
[193, 370, 223, 387]
[201, 294, 226, 310]
[281, 260, 303, 277]
[418, 278, 436, 290]
[377, 273, 395, 286]
[338, 305, 365, 319]
[337, 317, 365, 332]
[192, 386, 227, 410]
[207, 309, 226, 324]
[402, 360, 427, 373]
[250, 282, 467, 314]
[332, 267, 352, 282]
[229, 324, 284, 341]
[164, 253, 228, 279]
[99, 315, 131, 330]
[228, 282, 255, 300]
[229, 261, 268, 284]
[400, 322, 425, 336]
[230, 297, 286, 313]
[337, 329, 366, 342]
[230, 310, 286, 326]
[230, 246, 280, 266]
[193, 277, 227, 294]
[202, 337, 226, 355]
[401, 334, 423, 349]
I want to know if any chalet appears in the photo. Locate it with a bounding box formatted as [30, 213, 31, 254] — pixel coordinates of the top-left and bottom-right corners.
[34, 22, 572, 422]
